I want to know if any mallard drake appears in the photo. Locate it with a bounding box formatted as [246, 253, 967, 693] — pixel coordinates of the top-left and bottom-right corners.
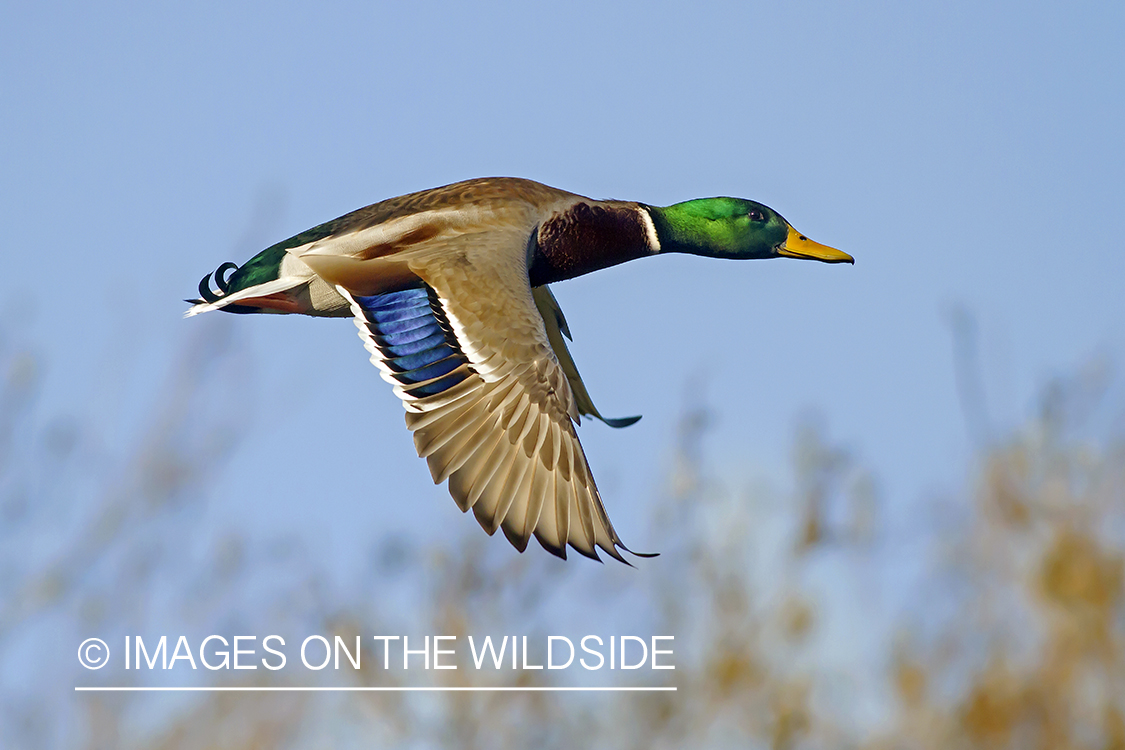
[188, 177, 851, 563]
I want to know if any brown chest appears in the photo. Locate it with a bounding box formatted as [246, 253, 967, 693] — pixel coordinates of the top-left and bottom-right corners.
[528, 202, 654, 286]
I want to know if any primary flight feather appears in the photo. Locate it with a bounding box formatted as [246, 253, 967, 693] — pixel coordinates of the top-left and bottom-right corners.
[187, 177, 852, 563]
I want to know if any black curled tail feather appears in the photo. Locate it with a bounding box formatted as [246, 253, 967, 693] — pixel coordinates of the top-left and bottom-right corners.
[197, 270, 221, 303]
[213, 262, 238, 293]
[197, 261, 240, 302]
[187, 261, 259, 313]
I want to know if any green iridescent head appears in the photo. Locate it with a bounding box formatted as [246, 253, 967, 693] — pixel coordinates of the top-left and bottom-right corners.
[648, 197, 852, 263]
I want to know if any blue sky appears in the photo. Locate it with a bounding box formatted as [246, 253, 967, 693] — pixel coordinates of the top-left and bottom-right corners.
[5, 0, 1123, 547]
[2, 0, 1123, 726]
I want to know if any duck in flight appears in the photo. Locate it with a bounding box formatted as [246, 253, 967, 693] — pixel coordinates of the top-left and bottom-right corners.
[187, 177, 852, 563]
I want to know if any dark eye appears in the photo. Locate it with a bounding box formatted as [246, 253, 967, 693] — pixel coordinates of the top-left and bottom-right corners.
[747, 209, 765, 222]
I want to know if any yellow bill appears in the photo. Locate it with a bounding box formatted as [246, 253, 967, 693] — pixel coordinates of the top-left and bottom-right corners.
[778, 225, 854, 264]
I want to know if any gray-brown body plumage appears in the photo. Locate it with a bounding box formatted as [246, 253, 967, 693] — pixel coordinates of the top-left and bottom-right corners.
[190, 178, 659, 562]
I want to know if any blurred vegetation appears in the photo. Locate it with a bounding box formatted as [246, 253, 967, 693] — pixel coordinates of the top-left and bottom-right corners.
[0, 320, 1122, 749]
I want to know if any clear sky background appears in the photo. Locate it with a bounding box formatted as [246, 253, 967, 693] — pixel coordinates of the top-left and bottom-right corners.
[2, 0, 1123, 742]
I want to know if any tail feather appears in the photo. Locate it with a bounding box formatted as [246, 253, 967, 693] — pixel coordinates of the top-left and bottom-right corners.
[184, 276, 310, 317]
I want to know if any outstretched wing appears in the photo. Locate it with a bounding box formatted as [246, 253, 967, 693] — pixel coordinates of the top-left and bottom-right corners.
[532, 285, 641, 429]
[334, 229, 646, 562]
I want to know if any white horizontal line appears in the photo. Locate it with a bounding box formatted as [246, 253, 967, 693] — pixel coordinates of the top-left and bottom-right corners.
[75, 686, 676, 692]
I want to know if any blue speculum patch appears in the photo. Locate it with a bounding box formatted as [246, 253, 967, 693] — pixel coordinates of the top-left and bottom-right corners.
[355, 287, 470, 396]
